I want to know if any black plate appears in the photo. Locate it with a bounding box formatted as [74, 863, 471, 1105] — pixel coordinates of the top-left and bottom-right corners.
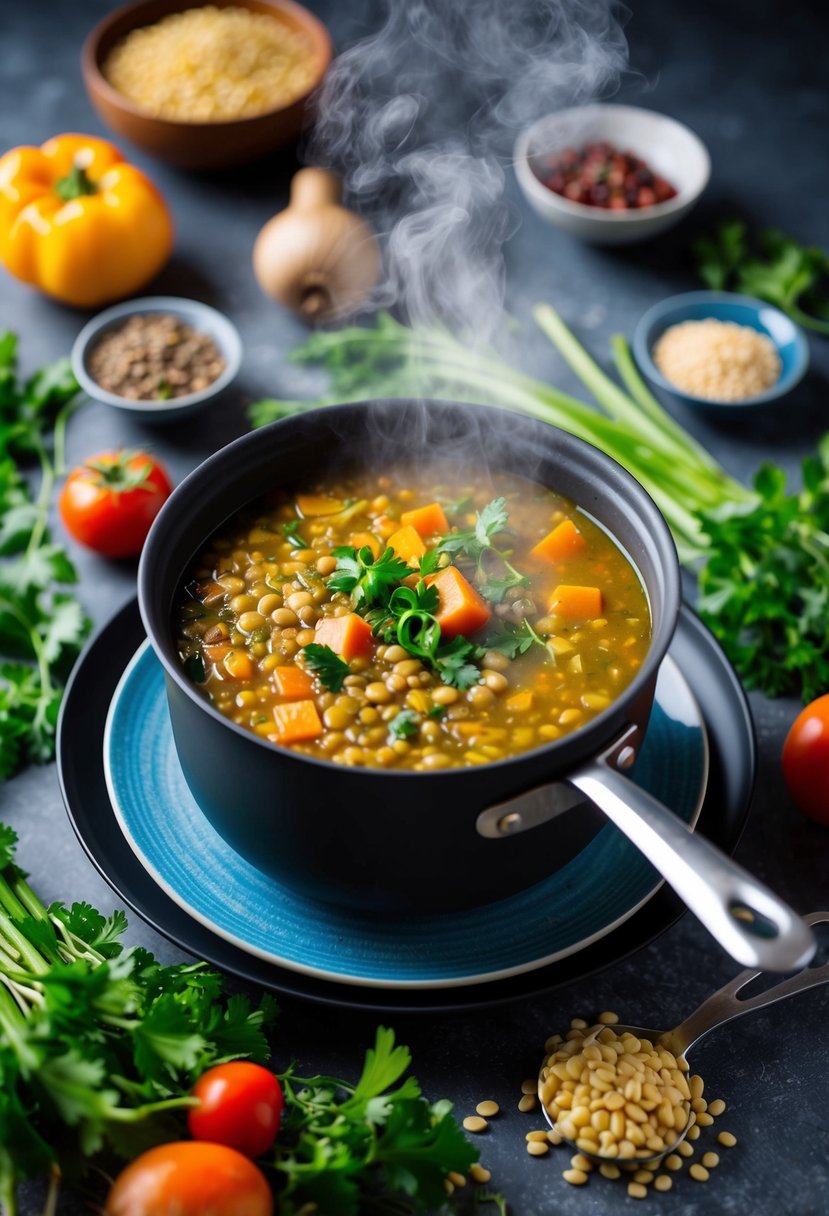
[57, 599, 755, 1012]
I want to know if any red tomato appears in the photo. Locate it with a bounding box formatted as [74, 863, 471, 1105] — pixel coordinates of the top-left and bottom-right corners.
[106, 1141, 272, 1216]
[782, 694, 829, 825]
[188, 1062, 284, 1157]
[58, 449, 172, 558]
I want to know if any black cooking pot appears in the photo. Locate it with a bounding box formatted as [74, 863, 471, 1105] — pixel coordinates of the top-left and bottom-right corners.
[138, 400, 678, 912]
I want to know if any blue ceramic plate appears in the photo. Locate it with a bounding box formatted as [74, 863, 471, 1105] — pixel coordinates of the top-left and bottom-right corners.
[633, 290, 809, 411]
[103, 643, 707, 990]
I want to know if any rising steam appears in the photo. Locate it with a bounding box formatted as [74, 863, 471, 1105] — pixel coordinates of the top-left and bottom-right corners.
[306, 0, 630, 341]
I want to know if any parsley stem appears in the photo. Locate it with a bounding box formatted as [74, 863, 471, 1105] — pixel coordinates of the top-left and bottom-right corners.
[106, 1095, 199, 1121]
[24, 437, 53, 560]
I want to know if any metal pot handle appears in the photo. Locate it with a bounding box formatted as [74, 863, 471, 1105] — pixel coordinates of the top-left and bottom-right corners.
[568, 744, 815, 973]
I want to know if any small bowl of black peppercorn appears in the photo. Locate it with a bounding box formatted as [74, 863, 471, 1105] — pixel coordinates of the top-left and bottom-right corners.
[71, 296, 242, 423]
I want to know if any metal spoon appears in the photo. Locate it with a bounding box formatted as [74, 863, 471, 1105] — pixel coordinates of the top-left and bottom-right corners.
[538, 910, 829, 1170]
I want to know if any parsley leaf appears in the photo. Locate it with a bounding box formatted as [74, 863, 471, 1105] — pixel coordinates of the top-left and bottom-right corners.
[438, 497, 530, 603]
[303, 643, 350, 692]
[388, 709, 420, 740]
[328, 545, 411, 609]
[434, 636, 483, 690]
[282, 518, 305, 545]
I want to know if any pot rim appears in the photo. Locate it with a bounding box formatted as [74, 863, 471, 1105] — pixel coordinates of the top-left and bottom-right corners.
[138, 398, 680, 779]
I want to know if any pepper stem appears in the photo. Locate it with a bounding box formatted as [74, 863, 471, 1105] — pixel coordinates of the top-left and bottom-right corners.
[54, 157, 98, 202]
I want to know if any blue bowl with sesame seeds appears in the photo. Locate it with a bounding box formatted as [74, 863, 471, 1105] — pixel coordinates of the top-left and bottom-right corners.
[632, 291, 809, 414]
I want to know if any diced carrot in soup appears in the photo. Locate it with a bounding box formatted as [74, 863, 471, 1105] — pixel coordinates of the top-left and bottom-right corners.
[387, 524, 426, 567]
[349, 530, 381, 557]
[223, 649, 255, 681]
[400, 501, 450, 538]
[506, 690, 534, 712]
[273, 666, 314, 700]
[530, 519, 587, 563]
[296, 494, 343, 516]
[550, 584, 603, 619]
[203, 643, 232, 666]
[272, 699, 323, 744]
[427, 565, 491, 638]
[314, 612, 374, 661]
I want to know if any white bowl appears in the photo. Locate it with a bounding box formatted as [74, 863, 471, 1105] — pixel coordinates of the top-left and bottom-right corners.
[72, 296, 243, 424]
[514, 104, 710, 246]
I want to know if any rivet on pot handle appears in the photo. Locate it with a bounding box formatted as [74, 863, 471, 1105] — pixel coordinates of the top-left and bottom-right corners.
[568, 727, 816, 973]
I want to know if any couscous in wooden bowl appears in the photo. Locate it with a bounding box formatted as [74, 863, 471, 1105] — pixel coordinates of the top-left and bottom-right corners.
[81, 0, 332, 170]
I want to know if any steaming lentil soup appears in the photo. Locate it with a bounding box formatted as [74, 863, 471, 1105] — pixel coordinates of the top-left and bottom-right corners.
[175, 467, 650, 770]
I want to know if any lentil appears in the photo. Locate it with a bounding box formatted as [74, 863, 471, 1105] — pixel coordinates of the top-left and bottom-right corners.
[562, 1166, 587, 1182]
[102, 5, 316, 121]
[462, 1116, 488, 1134]
[88, 313, 225, 401]
[702, 1151, 720, 1169]
[476, 1100, 500, 1118]
[469, 1163, 491, 1184]
[707, 1098, 726, 1116]
[689, 1163, 710, 1182]
[627, 1182, 648, 1199]
[717, 1131, 737, 1148]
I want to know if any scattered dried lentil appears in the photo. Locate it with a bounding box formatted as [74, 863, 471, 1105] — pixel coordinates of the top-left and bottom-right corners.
[708, 1098, 727, 1116]
[717, 1131, 737, 1148]
[689, 1163, 710, 1182]
[462, 1115, 488, 1134]
[476, 1100, 500, 1117]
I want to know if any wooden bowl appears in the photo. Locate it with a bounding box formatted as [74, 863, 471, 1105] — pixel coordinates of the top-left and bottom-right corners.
[81, 0, 333, 170]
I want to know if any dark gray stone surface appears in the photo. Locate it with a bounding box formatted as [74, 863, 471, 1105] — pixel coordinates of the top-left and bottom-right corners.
[1, 0, 827, 1212]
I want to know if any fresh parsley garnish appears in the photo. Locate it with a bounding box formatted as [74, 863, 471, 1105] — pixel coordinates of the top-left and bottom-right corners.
[486, 617, 551, 661]
[388, 709, 420, 739]
[438, 497, 530, 603]
[282, 518, 305, 545]
[303, 642, 350, 692]
[434, 636, 484, 690]
[328, 545, 411, 609]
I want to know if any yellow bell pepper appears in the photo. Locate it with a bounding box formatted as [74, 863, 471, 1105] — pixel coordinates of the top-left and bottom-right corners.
[0, 134, 173, 308]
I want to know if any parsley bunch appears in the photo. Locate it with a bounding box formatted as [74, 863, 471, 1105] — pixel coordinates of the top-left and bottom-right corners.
[273, 1026, 478, 1215]
[697, 439, 829, 702]
[0, 824, 276, 1212]
[694, 220, 829, 334]
[0, 334, 89, 778]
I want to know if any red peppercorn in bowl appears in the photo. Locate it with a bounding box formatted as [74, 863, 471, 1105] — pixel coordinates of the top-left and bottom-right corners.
[514, 105, 710, 246]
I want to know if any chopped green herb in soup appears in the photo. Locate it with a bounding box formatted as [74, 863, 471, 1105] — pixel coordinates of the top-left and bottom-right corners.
[175, 467, 651, 770]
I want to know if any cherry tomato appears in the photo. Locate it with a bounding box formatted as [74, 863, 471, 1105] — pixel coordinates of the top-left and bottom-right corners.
[188, 1062, 284, 1157]
[58, 448, 173, 558]
[106, 1141, 272, 1216]
[782, 694, 829, 825]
